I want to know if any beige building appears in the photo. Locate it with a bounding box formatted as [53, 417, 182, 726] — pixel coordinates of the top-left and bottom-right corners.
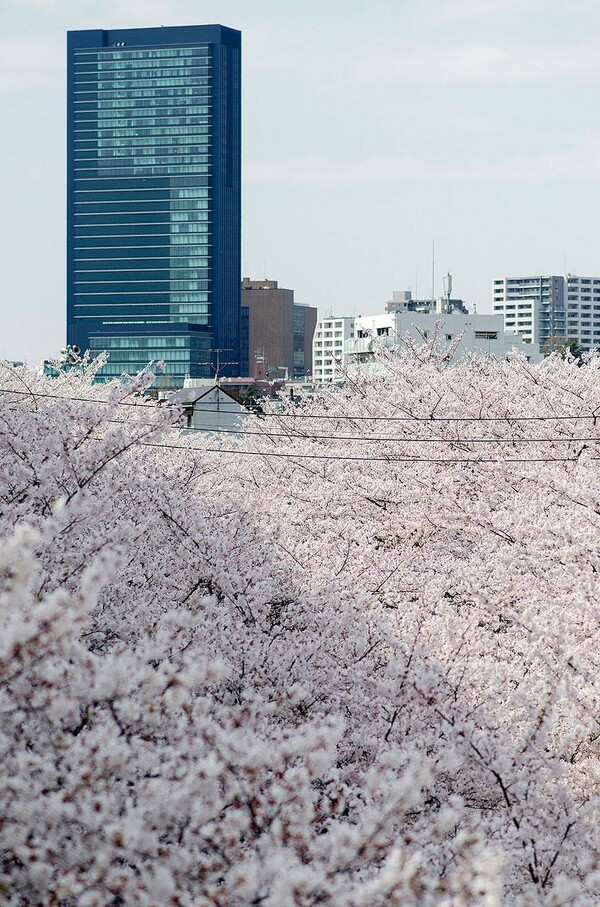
[241, 278, 317, 378]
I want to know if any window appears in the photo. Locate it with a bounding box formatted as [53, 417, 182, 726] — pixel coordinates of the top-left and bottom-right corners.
[475, 331, 498, 340]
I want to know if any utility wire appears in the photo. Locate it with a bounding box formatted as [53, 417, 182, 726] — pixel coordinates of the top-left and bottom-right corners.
[2, 388, 599, 449]
[138, 439, 593, 464]
[182, 425, 600, 443]
[0, 387, 160, 409]
[188, 406, 600, 423]
[1, 386, 599, 461]
[4, 406, 599, 446]
[1, 386, 599, 424]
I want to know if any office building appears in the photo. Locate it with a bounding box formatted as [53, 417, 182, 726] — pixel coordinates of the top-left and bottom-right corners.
[67, 25, 241, 388]
[241, 279, 293, 377]
[241, 278, 317, 378]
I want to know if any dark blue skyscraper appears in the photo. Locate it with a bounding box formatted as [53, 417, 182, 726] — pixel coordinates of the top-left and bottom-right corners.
[67, 25, 241, 387]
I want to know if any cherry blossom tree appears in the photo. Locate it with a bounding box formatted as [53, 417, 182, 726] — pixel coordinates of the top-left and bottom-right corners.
[1, 346, 600, 905]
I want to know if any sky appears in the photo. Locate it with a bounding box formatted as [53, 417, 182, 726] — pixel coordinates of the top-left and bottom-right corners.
[2, 0, 600, 364]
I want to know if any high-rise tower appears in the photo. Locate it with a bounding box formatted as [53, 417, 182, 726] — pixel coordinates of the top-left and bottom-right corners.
[67, 25, 241, 387]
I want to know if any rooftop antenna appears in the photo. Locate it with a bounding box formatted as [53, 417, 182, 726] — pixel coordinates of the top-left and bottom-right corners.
[443, 272, 452, 313]
[198, 348, 235, 385]
[431, 240, 435, 303]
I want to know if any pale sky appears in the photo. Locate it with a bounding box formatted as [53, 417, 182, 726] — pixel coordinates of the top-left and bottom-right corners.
[2, 0, 600, 364]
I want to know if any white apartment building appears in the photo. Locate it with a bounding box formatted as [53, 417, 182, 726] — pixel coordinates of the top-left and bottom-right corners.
[312, 316, 355, 383]
[564, 275, 600, 349]
[493, 275, 600, 351]
[347, 311, 541, 368]
[312, 309, 541, 384]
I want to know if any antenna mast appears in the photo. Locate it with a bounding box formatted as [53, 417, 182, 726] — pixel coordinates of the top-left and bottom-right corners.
[199, 348, 235, 384]
[443, 272, 452, 313]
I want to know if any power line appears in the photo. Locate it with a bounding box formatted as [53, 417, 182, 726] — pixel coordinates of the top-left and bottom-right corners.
[138, 439, 592, 464]
[183, 425, 600, 444]
[189, 406, 600, 423]
[2, 387, 600, 451]
[4, 405, 599, 446]
[0, 387, 160, 409]
[1, 385, 599, 424]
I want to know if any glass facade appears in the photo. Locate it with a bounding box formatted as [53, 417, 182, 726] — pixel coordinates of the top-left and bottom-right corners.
[67, 26, 241, 388]
[293, 304, 317, 379]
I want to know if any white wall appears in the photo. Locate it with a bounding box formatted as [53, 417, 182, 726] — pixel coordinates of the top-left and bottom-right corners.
[347, 311, 542, 365]
[189, 387, 248, 432]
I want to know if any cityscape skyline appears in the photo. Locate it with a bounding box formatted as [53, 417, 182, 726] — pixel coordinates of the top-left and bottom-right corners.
[3, 0, 600, 365]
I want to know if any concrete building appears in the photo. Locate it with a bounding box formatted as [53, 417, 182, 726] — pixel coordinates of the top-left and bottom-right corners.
[349, 312, 541, 368]
[241, 279, 293, 377]
[241, 278, 317, 379]
[385, 288, 468, 315]
[491, 274, 600, 352]
[67, 25, 242, 388]
[563, 275, 600, 350]
[313, 306, 541, 384]
[492, 276, 565, 349]
[312, 316, 355, 383]
[293, 304, 318, 379]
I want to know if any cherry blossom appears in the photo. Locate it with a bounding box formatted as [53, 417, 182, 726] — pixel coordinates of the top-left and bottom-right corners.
[1, 346, 600, 904]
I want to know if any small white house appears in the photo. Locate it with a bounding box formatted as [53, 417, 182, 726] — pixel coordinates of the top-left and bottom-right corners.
[168, 384, 248, 433]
